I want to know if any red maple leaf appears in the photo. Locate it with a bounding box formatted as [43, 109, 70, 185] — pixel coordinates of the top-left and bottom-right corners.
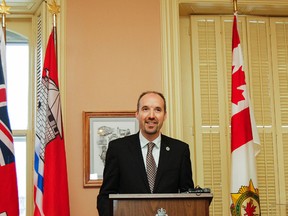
[232, 65, 246, 105]
[243, 199, 257, 216]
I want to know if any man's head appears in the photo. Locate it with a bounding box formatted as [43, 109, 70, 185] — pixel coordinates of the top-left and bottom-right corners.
[136, 91, 167, 141]
[137, 91, 167, 113]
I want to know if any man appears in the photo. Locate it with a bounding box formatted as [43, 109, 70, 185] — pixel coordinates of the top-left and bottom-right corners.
[97, 91, 194, 216]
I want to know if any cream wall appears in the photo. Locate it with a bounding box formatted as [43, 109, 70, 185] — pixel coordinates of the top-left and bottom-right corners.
[66, 0, 161, 215]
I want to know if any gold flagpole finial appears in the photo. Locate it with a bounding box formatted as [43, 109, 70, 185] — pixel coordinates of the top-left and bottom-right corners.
[0, 0, 10, 15]
[48, 0, 60, 15]
[0, 0, 10, 41]
[233, 0, 238, 13]
[48, 0, 60, 27]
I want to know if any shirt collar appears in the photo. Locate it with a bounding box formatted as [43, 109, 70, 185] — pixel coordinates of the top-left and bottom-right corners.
[139, 131, 161, 149]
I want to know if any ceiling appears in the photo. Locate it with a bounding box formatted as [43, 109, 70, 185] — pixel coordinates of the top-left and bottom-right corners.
[4, 0, 42, 15]
[2, 0, 288, 17]
[179, 1, 288, 17]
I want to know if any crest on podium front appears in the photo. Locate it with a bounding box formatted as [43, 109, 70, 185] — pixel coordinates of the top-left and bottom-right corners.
[155, 208, 168, 216]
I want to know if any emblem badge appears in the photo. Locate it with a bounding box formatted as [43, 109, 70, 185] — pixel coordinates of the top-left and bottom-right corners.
[155, 208, 168, 216]
[230, 179, 260, 215]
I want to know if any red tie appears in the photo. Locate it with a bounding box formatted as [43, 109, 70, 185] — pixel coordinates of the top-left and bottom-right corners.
[146, 142, 157, 193]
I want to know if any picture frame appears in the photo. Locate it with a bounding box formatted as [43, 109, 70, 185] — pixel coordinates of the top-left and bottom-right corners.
[83, 111, 139, 187]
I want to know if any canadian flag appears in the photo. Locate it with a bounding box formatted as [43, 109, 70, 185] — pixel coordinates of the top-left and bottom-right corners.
[230, 13, 261, 215]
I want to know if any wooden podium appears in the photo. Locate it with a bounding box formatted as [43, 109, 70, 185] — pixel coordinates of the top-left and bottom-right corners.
[109, 193, 213, 216]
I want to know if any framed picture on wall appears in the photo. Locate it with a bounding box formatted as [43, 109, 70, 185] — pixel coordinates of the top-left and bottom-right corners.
[83, 111, 139, 187]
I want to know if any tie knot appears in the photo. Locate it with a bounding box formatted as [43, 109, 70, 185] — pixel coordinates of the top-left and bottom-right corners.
[148, 142, 155, 152]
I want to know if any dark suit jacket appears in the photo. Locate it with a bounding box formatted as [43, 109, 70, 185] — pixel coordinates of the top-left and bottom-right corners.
[97, 132, 194, 216]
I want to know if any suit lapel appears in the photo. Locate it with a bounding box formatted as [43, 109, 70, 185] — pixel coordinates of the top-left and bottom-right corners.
[154, 135, 171, 191]
[127, 133, 150, 192]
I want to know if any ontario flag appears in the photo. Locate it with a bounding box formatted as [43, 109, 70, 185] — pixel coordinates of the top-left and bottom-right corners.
[0, 27, 19, 216]
[33, 29, 70, 216]
[230, 13, 261, 216]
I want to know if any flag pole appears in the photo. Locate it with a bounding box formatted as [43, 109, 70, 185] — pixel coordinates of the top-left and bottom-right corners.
[48, 0, 60, 62]
[233, 0, 238, 13]
[53, 13, 57, 59]
[0, 0, 10, 43]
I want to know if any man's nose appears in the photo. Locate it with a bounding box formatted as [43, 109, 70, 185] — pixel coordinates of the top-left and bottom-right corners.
[148, 110, 155, 118]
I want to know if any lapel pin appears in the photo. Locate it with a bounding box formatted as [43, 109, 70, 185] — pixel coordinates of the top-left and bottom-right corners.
[166, 146, 170, 151]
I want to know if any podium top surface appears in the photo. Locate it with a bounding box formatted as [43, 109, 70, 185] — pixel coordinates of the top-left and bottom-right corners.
[109, 193, 213, 200]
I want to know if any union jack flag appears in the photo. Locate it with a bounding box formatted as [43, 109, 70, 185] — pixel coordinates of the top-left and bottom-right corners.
[0, 27, 19, 216]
